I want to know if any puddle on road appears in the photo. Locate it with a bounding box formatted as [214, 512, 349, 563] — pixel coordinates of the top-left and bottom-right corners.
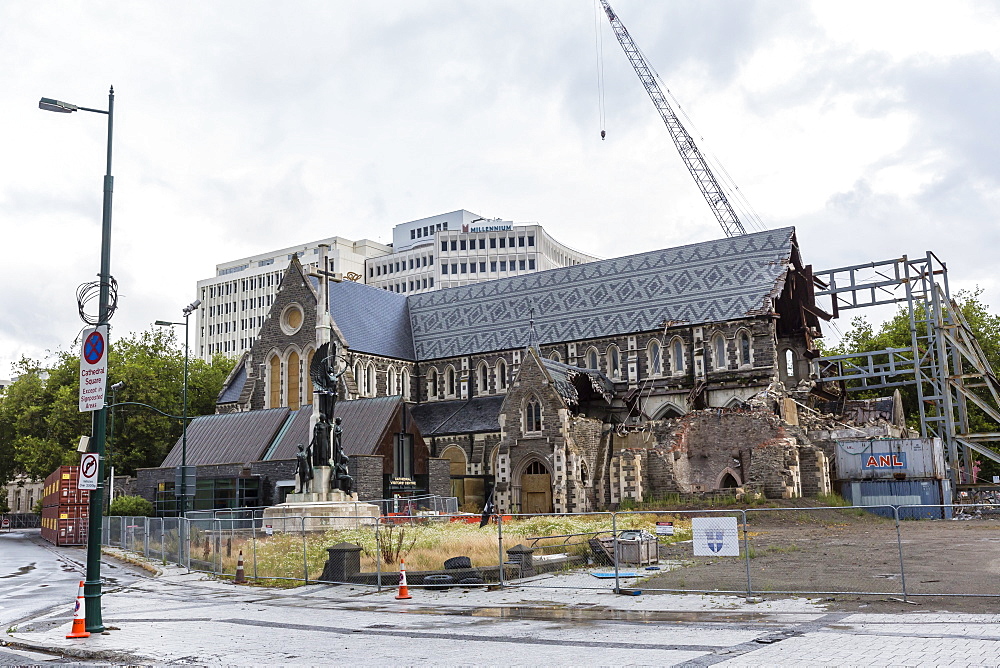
[0, 563, 37, 579]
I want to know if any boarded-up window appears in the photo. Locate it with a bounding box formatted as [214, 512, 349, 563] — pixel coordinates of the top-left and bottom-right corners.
[269, 356, 281, 408]
[287, 351, 300, 411]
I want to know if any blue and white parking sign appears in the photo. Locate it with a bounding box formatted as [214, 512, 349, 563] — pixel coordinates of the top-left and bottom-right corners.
[692, 516, 740, 557]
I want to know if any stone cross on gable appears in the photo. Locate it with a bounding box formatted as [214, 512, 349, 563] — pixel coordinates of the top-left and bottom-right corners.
[305, 244, 340, 350]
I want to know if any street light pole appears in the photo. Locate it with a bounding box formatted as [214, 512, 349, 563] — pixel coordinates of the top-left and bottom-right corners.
[156, 298, 200, 528]
[40, 87, 115, 634]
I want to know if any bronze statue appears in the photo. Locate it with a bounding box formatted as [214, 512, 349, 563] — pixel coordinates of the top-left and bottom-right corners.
[329, 417, 353, 494]
[311, 414, 332, 468]
[294, 443, 313, 493]
[310, 342, 353, 494]
[310, 342, 346, 421]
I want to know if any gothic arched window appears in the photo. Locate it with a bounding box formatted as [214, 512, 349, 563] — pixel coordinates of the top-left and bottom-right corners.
[428, 368, 439, 399]
[670, 338, 685, 375]
[496, 359, 508, 391]
[607, 345, 621, 379]
[648, 340, 662, 377]
[525, 396, 542, 432]
[712, 334, 727, 371]
[287, 350, 300, 410]
[478, 363, 489, 395]
[739, 331, 753, 367]
[401, 369, 411, 400]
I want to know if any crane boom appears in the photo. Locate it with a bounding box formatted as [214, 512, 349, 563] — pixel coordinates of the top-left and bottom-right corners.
[599, 0, 747, 237]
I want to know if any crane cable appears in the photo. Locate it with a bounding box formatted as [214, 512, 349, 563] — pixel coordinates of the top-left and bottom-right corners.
[593, 0, 607, 139]
[635, 37, 768, 233]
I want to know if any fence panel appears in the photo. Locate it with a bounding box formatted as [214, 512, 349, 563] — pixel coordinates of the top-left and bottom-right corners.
[503, 511, 616, 592]
[620, 509, 749, 596]
[744, 506, 904, 596]
[898, 504, 1000, 598]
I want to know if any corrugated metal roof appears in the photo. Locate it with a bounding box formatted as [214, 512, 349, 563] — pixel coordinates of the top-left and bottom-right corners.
[410, 396, 504, 436]
[267, 396, 402, 461]
[160, 408, 291, 467]
[327, 280, 416, 360]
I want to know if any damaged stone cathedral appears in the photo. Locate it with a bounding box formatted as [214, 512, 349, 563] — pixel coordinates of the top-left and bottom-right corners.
[174, 226, 881, 514]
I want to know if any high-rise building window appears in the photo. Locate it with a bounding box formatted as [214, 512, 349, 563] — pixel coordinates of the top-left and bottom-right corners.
[442, 264, 448, 274]
[490, 238, 497, 249]
[441, 241, 447, 251]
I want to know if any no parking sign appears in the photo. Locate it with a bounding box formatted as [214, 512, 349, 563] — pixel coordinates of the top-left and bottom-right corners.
[79, 325, 108, 411]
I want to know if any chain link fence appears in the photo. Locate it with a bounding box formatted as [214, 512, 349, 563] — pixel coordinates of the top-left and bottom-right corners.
[1, 513, 41, 529]
[101, 503, 1000, 600]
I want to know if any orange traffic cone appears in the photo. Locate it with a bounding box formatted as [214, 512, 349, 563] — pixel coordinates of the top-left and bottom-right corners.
[395, 559, 412, 600]
[235, 550, 246, 584]
[66, 580, 90, 639]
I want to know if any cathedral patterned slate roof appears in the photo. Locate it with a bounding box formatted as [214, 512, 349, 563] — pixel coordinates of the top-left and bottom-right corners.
[323, 227, 795, 362]
[406, 227, 796, 360]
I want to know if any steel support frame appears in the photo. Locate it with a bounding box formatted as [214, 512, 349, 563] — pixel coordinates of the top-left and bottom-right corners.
[814, 252, 1000, 483]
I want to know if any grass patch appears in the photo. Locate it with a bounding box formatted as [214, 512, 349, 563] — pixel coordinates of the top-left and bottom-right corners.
[197, 514, 691, 583]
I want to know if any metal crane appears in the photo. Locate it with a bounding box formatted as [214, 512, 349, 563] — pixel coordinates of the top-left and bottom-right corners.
[599, 0, 747, 237]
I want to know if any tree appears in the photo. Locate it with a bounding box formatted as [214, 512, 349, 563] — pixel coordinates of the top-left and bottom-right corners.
[108, 494, 154, 517]
[0, 328, 235, 485]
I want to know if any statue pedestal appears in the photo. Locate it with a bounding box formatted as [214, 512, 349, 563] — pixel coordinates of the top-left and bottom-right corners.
[263, 468, 379, 531]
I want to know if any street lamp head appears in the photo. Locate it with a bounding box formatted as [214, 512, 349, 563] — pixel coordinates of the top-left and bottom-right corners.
[183, 299, 202, 316]
[154, 320, 175, 327]
[39, 97, 78, 113]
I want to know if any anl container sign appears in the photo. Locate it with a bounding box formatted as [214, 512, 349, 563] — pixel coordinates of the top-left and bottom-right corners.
[835, 437, 946, 480]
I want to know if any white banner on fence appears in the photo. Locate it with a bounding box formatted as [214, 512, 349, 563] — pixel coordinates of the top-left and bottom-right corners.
[692, 516, 740, 557]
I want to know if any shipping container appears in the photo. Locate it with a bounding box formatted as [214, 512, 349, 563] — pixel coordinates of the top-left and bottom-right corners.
[835, 437, 946, 481]
[41, 503, 90, 545]
[43, 466, 91, 507]
[839, 479, 953, 520]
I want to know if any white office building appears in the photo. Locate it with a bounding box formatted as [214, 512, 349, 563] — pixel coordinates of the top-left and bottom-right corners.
[196, 236, 390, 359]
[366, 211, 598, 293]
[194, 210, 598, 360]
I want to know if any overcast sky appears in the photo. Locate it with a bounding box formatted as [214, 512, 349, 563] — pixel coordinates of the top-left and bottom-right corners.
[2, 0, 998, 376]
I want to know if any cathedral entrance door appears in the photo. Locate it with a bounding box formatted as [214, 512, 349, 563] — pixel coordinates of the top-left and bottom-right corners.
[521, 461, 553, 515]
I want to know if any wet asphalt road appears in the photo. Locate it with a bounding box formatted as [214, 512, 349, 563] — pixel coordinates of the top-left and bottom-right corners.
[0, 528, 146, 664]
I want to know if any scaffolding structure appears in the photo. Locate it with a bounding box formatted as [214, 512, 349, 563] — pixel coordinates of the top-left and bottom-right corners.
[813, 252, 1000, 484]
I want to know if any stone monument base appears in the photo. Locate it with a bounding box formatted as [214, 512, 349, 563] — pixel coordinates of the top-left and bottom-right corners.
[262, 488, 380, 532]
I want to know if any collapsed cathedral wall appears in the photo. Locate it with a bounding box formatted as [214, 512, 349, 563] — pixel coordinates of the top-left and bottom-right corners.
[603, 409, 832, 500]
